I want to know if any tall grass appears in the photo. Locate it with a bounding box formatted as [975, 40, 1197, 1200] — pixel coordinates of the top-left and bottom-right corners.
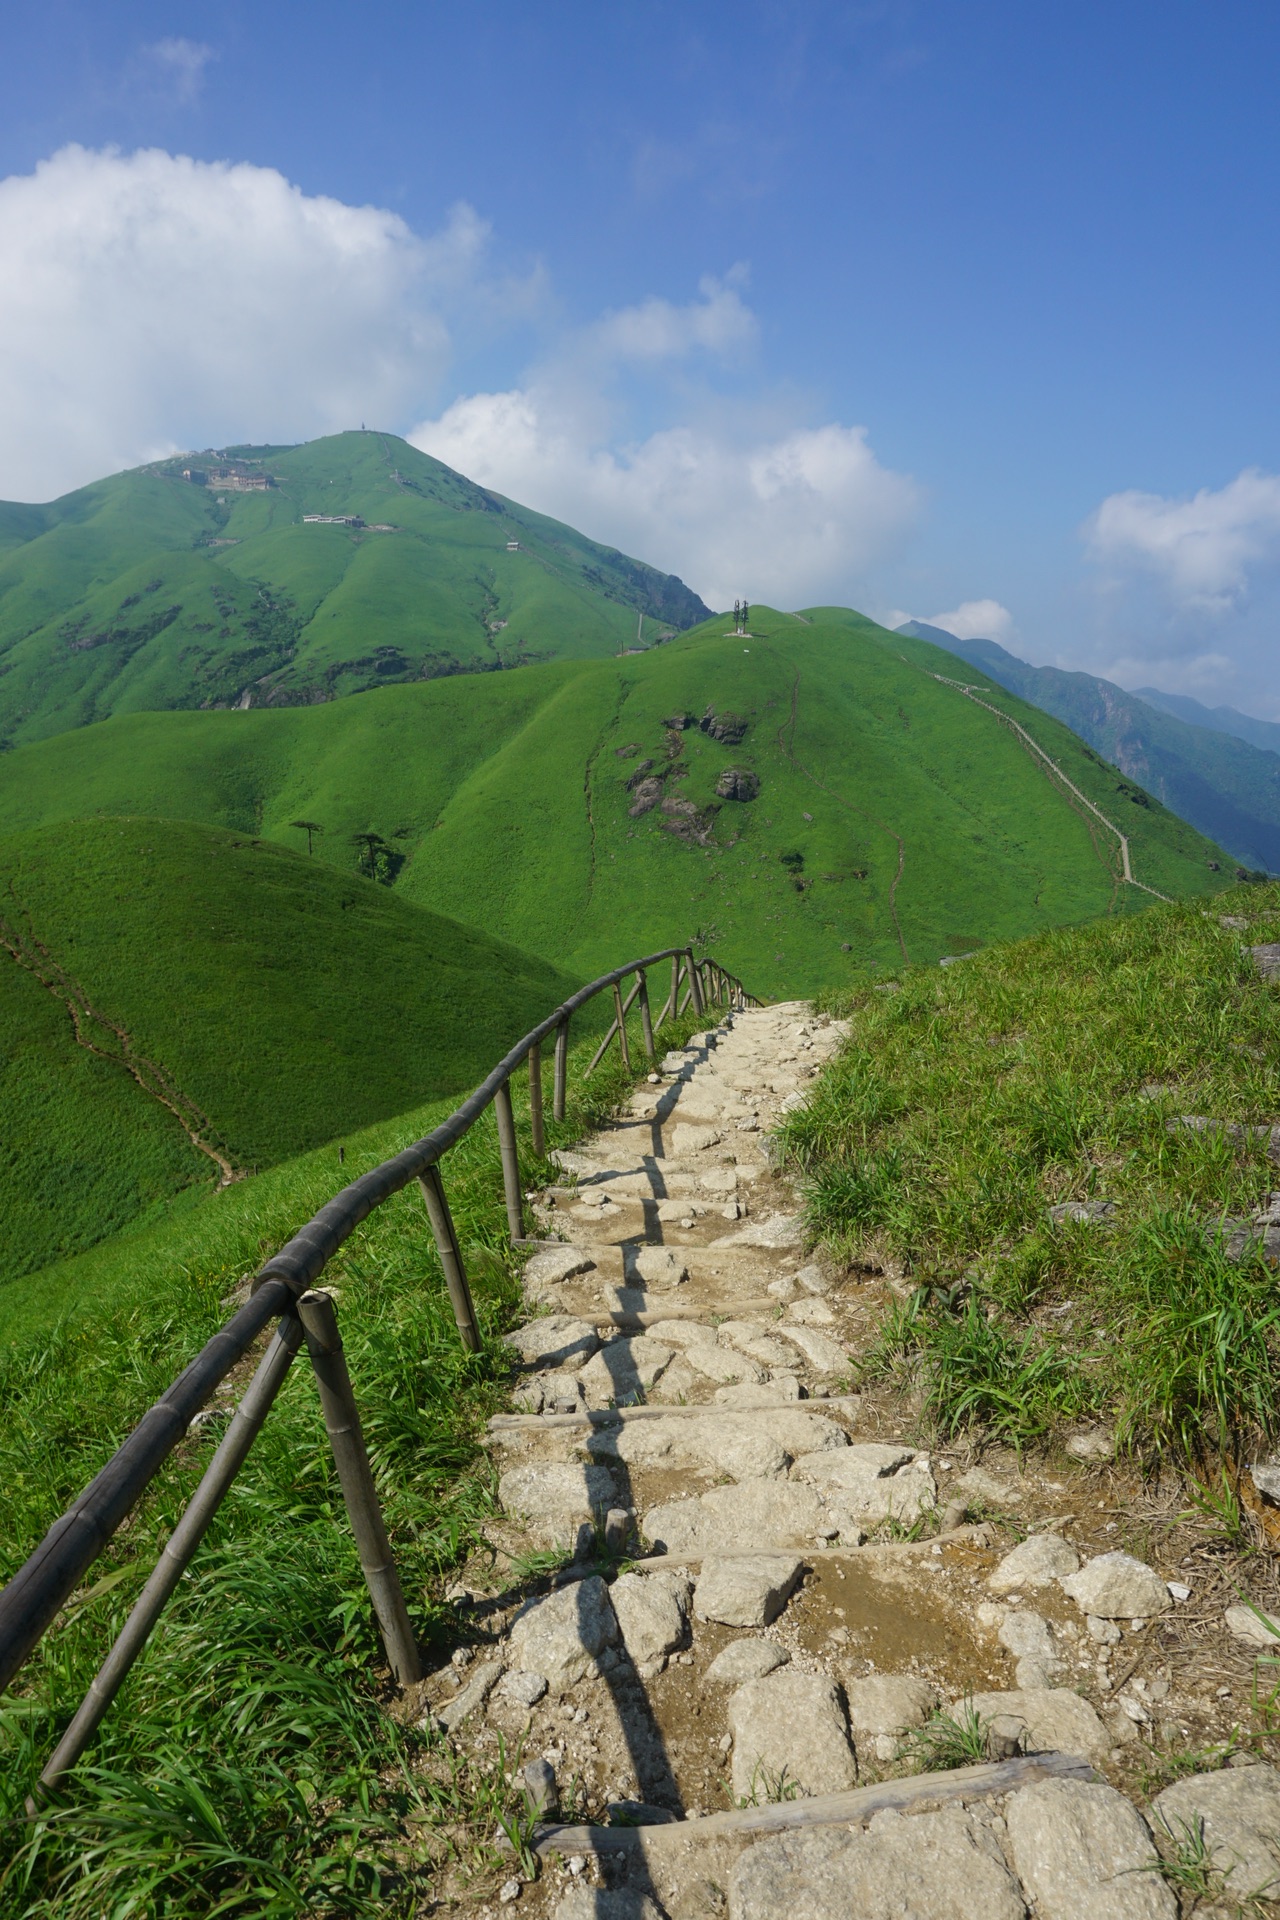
[0, 1001, 714, 1914]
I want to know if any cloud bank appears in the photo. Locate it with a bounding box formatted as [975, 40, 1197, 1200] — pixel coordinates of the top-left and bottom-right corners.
[1085, 468, 1280, 610]
[921, 597, 1013, 642]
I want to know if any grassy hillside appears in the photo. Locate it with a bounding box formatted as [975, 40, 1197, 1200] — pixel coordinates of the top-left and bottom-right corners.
[904, 624, 1280, 874]
[0, 607, 1232, 998]
[0, 432, 708, 746]
[0, 817, 583, 1282]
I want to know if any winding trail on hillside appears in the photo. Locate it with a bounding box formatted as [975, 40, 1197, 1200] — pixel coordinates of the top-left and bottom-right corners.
[771, 662, 911, 962]
[0, 892, 241, 1188]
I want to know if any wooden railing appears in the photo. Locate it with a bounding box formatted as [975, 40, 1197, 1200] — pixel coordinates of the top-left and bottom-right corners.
[0, 945, 758, 1799]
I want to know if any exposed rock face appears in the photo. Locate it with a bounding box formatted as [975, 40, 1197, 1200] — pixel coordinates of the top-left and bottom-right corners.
[716, 767, 760, 801]
[1005, 1778, 1175, 1920]
[1152, 1763, 1280, 1900]
[693, 1554, 804, 1628]
[1061, 1552, 1171, 1621]
[727, 1669, 857, 1800]
[627, 777, 665, 817]
[507, 1576, 619, 1694]
[700, 706, 748, 744]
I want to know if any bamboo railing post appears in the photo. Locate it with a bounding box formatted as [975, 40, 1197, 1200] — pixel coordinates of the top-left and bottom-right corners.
[687, 949, 704, 1015]
[297, 1290, 421, 1687]
[35, 1314, 305, 1795]
[612, 981, 631, 1072]
[664, 953, 679, 1027]
[553, 1017, 569, 1122]
[636, 970, 655, 1062]
[417, 1163, 481, 1352]
[493, 1078, 524, 1243]
[528, 1040, 545, 1159]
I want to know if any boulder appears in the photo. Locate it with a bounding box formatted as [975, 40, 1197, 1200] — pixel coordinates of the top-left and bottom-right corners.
[956, 1689, 1111, 1770]
[728, 1669, 857, 1801]
[609, 1570, 691, 1668]
[1151, 1763, 1280, 1901]
[705, 1640, 791, 1684]
[507, 1576, 619, 1694]
[578, 1337, 674, 1407]
[671, 1124, 723, 1156]
[730, 1805, 1027, 1920]
[693, 1554, 804, 1628]
[776, 1324, 852, 1375]
[844, 1674, 938, 1761]
[643, 1478, 828, 1556]
[624, 1246, 689, 1289]
[522, 1246, 596, 1290]
[497, 1461, 618, 1553]
[1250, 943, 1280, 982]
[503, 1316, 600, 1371]
[988, 1533, 1080, 1594]
[1061, 1553, 1171, 1621]
[715, 767, 760, 801]
[1225, 1602, 1280, 1649]
[791, 1443, 936, 1526]
[1005, 1777, 1175, 1919]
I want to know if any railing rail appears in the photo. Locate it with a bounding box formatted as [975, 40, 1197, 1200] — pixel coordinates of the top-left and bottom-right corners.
[0, 943, 759, 1798]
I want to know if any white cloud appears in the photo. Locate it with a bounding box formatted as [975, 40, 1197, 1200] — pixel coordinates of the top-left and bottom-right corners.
[144, 39, 215, 104]
[1084, 468, 1280, 610]
[0, 145, 481, 500]
[922, 598, 1014, 643]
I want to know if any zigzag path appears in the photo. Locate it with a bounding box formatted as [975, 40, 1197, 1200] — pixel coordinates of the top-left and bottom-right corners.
[419, 1004, 1280, 1918]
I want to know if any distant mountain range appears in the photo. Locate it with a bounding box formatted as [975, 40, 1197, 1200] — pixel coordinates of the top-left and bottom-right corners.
[897, 622, 1280, 873]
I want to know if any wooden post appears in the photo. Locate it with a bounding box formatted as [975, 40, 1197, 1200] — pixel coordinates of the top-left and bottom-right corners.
[528, 1040, 545, 1159]
[662, 953, 679, 1027]
[636, 969, 655, 1062]
[493, 1078, 524, 1243]
[417, 1164, 481, 1352]
[297, 1291, 422, 1687]
[553, 1017, 569, 1121]
[36, 1314, 305, 1794]
[687, 948, 704, 1015]
[612, 981, 631, 1071]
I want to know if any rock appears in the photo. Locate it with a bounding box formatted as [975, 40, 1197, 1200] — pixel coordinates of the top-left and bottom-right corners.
[521, 1755, 558, 1816]
[507, 1576, 619, 1694]
[787, 1297, 836, 1325]
[1225, 1603, 1280, 1649]
[988, 1533, 1080, 1594]
[705, 1640, 791, 1684]
[728, 1669, 857, 1801]
[717, 1321, 801, 1369]
[498, 1462, 618, 1553]
[716, 768, 760, 801]
[843, 1674, 938, 1762]
[1151, 1763, 1280, 1901]
[717, 1212, 805, 1249]
[1062, 1553, 1171, 1621]
[503, 1317, 600, 1371]
[437, 1659, 504, 1731]
[998, 1610, 1062, 1684]
[1249, 943, 1280, 982]
[713, 1376, 804, 1405]
[1087, 1615, 1121, 1644]
[643, 1479, 828, 1555]
[693, 1554, 804, 1628]
[496, 1669, 548, 1710]
[643, 1319, 719, 1350]
[672, 1124, 723, 1156]
[553, 1890, 664, 1920]
[742, 1407, 850, 1456]
[1049, 1199, 1117, 1225]
[1006, 1777, 1175, 1919]
[683, 1344, 766, 1386]
[791, 1443, 936, 1526]
[1251, 1462, 1280, 1504]
[698, 1165, 740, 1195]
[776, 1324, 851, 1374]
[625, 1246, 689, 1289]
[523, 1246, 597, 1290]
[729, 1805, 1027, 1920]
[953, 1465, 1026, 1508]
[957, 1689, 1111, 1770]
[987, 1714, 1028, 1761]
[609, 1570, 691, 1667]
[1066, 1428, 1116, 1462]
[578, 1337, 674, 1407]
[795, 1262, 833, 1294]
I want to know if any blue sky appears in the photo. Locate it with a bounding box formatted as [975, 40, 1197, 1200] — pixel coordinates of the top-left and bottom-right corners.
[2, 2, 1279, 710]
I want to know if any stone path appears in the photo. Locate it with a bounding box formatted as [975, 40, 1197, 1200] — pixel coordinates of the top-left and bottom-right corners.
[418, 1003, 1280, 1918]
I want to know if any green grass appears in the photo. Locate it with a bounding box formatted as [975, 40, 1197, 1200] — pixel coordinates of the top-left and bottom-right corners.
[0, 816, 587, 1288]
[0, 432, 708, 746]
[0, 606, 1233, 1003]
[0, 1000, 716, 1914]
[782, 883, 1280, 1460]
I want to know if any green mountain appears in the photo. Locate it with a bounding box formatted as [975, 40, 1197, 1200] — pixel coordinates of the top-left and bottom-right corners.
[0, 816, 580, 1283]
[0, 432, 708, 747]
[1133, 685, 1280, 758]
[0, 608, 1230, 1006]
[900, 624, 1280, 875]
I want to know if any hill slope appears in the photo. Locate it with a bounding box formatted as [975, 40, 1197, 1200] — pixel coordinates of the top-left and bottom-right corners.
[0, 609, 1231, 1000]
[0, 432, 709, 747]
[899, 623, 1280, 874]
[0, 817, 581, 1280]
[1133, 684, 1280, 757]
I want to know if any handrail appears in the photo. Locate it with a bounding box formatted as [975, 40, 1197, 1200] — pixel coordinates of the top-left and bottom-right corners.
[0, 942, 759, 1790]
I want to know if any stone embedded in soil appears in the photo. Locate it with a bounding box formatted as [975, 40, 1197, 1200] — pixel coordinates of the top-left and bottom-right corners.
[503, 1316, 600, 1370]
[495, 1668, 547, 1709]
[506, 1575, 618, 1694]
[795, 1261, 832, 1293]
[625, 1246, 689, 1288]
[843, 1673, 938, 1761]
[714, 1376, 804, 1405]
[1251, 1462, 1280, 1504]
[436, 1659, 503, 1731]
[693, 1553, 804, 1628]
[682, 1343, 765, 1386]
[953, 1465, 1026, 1508]
[578, 1337, 674, 1406]
[998, 1610, 1062, 1685]
[791, 1443, 936, 1526]
[608, 1569, 691, 1667]
[988, 1532, 1080, 1593]
[1005, 1777, 1175, 1920]
[705, 1639, 791, 1683]
[497, 1461, 619, 1552]
[775, 1322, 851, 1374]
[716, 1212, 805, 1249]
[787, 1297, 836, 1326]
[642, 1319, 720, 1351]
[1065, 1427, 1115, 1461]
[643, 1478, 828, 1555]
[1048, 1199, 1117, 1225]
[1152, 1763, 1280, 1900]
[672, 1123, 723, 1155]
[730, 1805, 1027, 1920]
[1061, 1552, 1171, 1621]
[957, 1689, 1112, 1770]
[553, 1889, 665, 1920]
[717, 1319, 802, 1369]
[1225, 1602, 1280, 1648]
[522, 1245, 597, 1290]
[728, 1668, 857, 1800]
